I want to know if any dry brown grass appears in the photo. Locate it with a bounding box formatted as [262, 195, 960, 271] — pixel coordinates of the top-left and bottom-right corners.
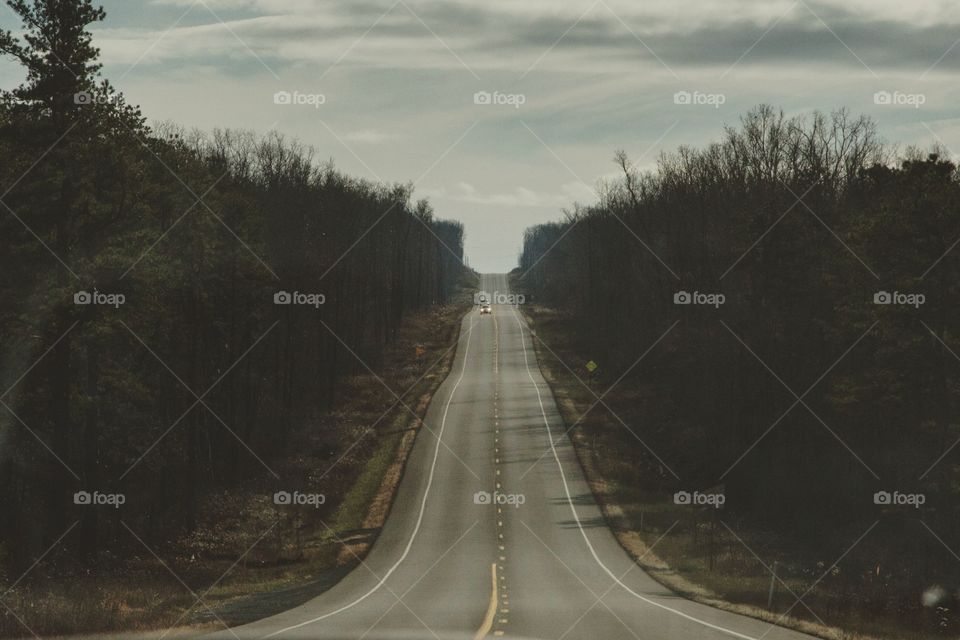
[337, 338, 461, 564]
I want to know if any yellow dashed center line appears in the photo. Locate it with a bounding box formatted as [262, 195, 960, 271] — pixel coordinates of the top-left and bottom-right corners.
[491, 303, 510, 636]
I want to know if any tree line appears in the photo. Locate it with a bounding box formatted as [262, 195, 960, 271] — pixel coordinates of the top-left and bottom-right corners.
[0, 0, 466, 572]
[518, 104, 960, 621]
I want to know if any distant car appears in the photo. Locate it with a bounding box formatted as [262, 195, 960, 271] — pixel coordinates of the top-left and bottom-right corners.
[480, 304, 492, 315]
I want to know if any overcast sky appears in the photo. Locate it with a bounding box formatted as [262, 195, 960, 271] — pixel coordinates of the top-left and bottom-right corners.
[3, 0, 960, 272]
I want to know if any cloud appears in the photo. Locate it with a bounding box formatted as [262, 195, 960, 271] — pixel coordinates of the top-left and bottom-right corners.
[422, 181, 596, 208]
[341, 129, 405, 143]
[103, 0, 960, 75]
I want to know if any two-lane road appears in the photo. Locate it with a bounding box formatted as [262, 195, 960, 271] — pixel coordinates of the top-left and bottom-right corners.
[209, 274, 816, 640]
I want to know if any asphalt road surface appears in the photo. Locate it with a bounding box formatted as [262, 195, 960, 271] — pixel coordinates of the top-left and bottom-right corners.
[207, 274, 816, 640]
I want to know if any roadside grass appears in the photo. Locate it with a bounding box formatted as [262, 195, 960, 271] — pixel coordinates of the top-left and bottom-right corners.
[520, 302, 936, 640]
[0, 278, 476, 639]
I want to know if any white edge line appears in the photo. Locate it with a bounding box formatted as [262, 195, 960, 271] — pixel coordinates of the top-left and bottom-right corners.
[264, 312, 477, 638]
[508, 305, 762, 640]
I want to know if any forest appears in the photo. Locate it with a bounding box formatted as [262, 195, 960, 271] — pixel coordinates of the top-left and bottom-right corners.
[0, 0, 467, 592]
[518, 105, 960, 634]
